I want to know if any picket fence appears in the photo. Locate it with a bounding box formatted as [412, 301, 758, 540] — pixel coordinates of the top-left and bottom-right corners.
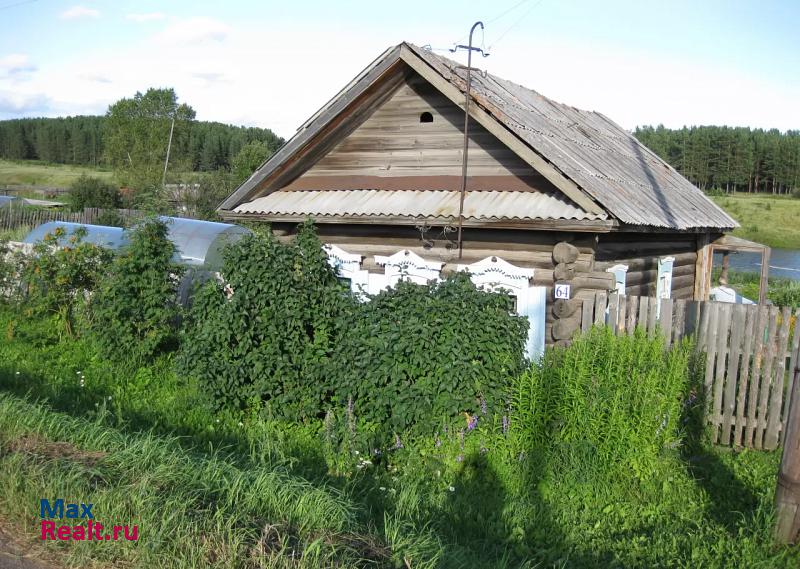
[580, 292, 800, 450]
[0, 207, 142, 233]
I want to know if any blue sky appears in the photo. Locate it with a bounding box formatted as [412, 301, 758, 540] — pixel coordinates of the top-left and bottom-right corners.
[0, 0, 798, 137]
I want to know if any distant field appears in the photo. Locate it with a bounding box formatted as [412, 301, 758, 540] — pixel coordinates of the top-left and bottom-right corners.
[711, 193, 800, 250]
[0, 159, 114, 189]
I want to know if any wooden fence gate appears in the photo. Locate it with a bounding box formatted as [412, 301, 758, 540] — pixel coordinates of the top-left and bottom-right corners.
[580, 292, 800, 451]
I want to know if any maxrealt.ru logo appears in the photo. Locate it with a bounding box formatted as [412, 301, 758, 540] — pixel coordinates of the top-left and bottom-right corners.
[40, 499, 138, 542]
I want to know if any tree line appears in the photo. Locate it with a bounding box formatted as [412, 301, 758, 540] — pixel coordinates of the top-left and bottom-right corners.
[0, 114, 284, 173]
[634, 125, 800, 194]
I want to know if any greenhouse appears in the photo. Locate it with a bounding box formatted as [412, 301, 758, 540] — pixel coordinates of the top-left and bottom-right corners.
[21, 217, 251, 269]
[23, 222, 128, 249]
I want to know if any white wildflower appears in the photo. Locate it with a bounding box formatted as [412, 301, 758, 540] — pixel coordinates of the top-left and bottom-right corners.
[448, 486, 455, 492]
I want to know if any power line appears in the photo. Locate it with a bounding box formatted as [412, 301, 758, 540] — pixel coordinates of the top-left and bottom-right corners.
[486, 0, 547, 52]
[0, 0, 40, 11]
[449, 0, 534, 47]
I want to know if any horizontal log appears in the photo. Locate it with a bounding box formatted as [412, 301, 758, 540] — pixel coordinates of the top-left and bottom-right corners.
[595, 241, 695, 259]
[594, 251, 697, 272]
[625, 264, 695, 286]
[672, 285, 695, 300]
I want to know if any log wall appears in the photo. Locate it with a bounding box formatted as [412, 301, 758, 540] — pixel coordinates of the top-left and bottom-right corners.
[594, 232, 698, 300]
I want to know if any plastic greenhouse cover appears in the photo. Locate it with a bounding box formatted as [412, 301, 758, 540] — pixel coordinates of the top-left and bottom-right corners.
[156, 216, 251, 267]
[22, 222, 129, 249]
[0, 195, 20, 207]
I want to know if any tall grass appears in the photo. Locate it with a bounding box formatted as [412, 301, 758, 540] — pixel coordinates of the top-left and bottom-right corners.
[513, 328, 691, 480]
[0, 393, 412, 568]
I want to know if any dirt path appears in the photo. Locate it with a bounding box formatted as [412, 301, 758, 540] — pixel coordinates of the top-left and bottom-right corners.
[0, 523, 58, 569]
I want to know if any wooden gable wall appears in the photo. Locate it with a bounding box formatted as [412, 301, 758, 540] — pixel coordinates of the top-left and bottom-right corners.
[289, 73, 550, 186]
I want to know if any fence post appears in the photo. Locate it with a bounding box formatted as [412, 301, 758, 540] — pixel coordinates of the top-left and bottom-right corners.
[776, 312, 800, 543]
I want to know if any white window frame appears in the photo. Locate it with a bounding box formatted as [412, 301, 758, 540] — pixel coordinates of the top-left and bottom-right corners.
[323, 244, 369, 298]
[374, 249, 443, 288]
[606, 264, 629, 297]
[656, 256, 675, 301]
[457, 256, 546, 361]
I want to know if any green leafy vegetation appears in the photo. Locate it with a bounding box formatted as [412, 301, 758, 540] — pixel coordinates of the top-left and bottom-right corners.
[0, 105, 283, 174]
[180, 223, 526, 433]
[88, 219, 184, 365]
[713, 268, 800, 309]
[17, 226, 112, 336]
[67, 174, 121, 211]
[0, 223, 798, 567]
[635, 125, 799, 195]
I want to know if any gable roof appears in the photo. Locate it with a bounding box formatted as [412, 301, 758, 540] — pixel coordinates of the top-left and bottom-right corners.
[220, 42, 736, 231]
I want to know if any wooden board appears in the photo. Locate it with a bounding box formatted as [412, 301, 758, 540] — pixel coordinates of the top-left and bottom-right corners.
[720, 305, 746, 446]
[765, 307, 792, 449]
[755, 307, 779, 449]
[734, 305, 757, 447]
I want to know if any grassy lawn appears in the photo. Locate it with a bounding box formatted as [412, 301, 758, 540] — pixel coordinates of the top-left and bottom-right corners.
[0, 305, 797, 568]
[0, 159, 115, 189]
[712, 193, 800, 250]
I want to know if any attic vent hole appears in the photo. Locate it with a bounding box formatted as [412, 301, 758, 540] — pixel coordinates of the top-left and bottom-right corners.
[419, 112, 433, 123]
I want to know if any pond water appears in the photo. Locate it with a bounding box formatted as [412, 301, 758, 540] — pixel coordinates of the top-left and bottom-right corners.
[713, 248, 800, 280]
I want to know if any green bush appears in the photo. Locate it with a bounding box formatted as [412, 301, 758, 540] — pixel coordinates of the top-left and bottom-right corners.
[89, 219, 183, 364]
[179, 222, 356, 420]
[68, 174, 121, 212]
[179, 223, 528, 434]
[328, 275, 527, 433]
[513, 327, 692, 480]
[19, 226, 112, 336]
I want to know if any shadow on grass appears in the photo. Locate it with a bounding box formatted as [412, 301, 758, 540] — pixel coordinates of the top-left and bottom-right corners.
[679, 356, 760, 533]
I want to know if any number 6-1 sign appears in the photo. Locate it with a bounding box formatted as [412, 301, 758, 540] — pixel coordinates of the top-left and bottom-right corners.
[554, 283, 571, 300]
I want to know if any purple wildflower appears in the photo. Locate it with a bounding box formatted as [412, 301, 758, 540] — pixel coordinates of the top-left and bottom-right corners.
[480, 396, 487, 415]
[394, 435, 403, 450]
[502, 415, 509, 436]
[467, 415, 478, 432]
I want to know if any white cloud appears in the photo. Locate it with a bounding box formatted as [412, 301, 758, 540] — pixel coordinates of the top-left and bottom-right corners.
[2, 21, 797, 135]
[78, 72, 112, 84]
[156, 17, 230, 45]
[0, 53, 36, 77]
[0, 91, 50, 115]
[126, 13, 166, 23]
[61, 5, 100, 20]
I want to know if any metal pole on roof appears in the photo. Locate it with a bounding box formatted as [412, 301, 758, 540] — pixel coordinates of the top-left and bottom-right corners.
[452, 21, 486, 259]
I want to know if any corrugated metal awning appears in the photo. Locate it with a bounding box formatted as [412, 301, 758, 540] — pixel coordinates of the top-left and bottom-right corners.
[233, 189, 607, 222]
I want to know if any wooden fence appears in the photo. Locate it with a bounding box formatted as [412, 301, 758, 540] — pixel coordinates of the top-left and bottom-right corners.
[0, 207, 143, 233]
[580, 292, 800, 450]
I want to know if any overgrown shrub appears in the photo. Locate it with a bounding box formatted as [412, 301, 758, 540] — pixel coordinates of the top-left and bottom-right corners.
[68, 174, 122, 212]
[513, 327, 692, 480]
[19, 226, 112, 336]
[179, 222, 356, 420]
[89, 219, 183, 364]
[180, 223, 528, 435]
[328, 275, 527, 433]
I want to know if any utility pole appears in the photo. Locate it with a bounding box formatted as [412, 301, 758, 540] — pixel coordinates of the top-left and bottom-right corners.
[162, 110, 176, 190]
[451, 21, 488, 259]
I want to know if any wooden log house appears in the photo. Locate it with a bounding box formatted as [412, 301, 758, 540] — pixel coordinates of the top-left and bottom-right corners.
[218, 42, 740, 354]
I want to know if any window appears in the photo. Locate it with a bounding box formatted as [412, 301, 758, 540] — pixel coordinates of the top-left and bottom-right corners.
[457, 256, 546, 361]
[419, 111, 433, 123]
[606, 264, 628, 296]
[374, 250, 443, 288]
[323, 244, 369, 299]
